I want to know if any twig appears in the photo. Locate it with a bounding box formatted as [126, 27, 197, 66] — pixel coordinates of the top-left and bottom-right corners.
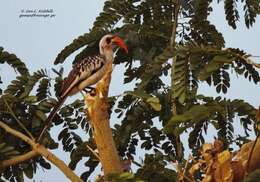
[250, 55, 260, 58]
[0, 121, 82, 182]
[170, 0, 183, 160]
[131, 160, 142, 168]
[182, 155, 194, 182]
[183, 155, 191, 174]
[177, 155, 194, 182]
[225, 48, 260, 69]
[170, 0, 180, 113]
[85, 144, 101, 161]
[170, 0, 180, 52]
[3, 97, 34, 139]
[0, 150, 38, 169]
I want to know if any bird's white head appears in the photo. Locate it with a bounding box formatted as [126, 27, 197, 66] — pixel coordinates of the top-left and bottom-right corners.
[99, 34, 128, 57]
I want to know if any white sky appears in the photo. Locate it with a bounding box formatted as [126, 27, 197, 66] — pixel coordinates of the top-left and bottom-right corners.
[0, 1, 259, 181]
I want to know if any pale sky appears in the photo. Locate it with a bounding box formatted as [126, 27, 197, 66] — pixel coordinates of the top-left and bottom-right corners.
[0, 1, 259, 181]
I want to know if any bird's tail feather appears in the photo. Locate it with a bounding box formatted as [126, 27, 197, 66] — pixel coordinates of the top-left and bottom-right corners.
[37, 96, 67, 142]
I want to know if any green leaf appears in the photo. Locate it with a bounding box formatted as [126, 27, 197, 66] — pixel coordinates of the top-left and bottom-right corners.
[24, 96, 38, 103]
[0, 47, 29, 75]
[198, 55, 233, 80]
[23, 164, 33, 179]
[69, 123, 78, 130]
[164, 104, 224, 134]
[4, 150, 20, 157]
[19, 70, 48, 99]
[224, 0, 239, 29]
[0, 143, 7, 150]
[35, 110, 47, 122]
[0, 145, 15, 154]
[39, 159, 51, 169]
[178, 92, 186, 104]
[36, 78, 50, 100]
[119, 172, 135, 180]
[58, 128, 68, 141]
[127, 91, 162, 111]
[146, 97, 161, 111]
[138, 46, 173, 90]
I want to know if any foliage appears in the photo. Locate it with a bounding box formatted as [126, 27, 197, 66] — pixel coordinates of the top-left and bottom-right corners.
[0, 0, 260, 181]
[0, 50, 86, 181]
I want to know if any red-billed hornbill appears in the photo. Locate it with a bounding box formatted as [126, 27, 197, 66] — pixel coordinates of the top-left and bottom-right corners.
[37, 34, 128, 141]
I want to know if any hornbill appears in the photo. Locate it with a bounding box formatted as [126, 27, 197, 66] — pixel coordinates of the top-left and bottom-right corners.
[37, 34, 128, 141]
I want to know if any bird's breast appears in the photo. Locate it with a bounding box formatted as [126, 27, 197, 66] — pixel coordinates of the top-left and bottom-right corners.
[77, 60, 109, 91]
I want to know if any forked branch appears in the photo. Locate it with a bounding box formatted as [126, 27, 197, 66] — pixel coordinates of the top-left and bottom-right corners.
[0, 150, 38, 170]
[0, 121, 82, 182]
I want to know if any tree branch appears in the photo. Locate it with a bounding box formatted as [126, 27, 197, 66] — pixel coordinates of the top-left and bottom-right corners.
[225, 48, 260, 69]
[0, 150, 38, 170]
[85, 143, 101, 161]
[85, 61, 123, 175]
[170, 0, 183, 160]
[3, 97, 34, 139]
[0, 121, 82, 182]
[170, 0, 181, 113]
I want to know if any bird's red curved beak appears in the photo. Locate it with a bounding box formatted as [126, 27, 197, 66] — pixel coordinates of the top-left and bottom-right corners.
[112, 36, 128, 53]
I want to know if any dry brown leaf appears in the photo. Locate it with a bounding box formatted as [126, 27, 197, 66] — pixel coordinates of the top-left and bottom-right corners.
[235, 141, 252, 168]
[202, 143, 214, 153]
[189, 163, 201, 176]
[217, 150, 231, 165]
[188, 139, 260, 182]
[235, 139, 260, 172]
[202, 175, 212, 182]
[214, 139, 224, 153]
[202, 143, 214, 162]
[213, 150, 233, 182]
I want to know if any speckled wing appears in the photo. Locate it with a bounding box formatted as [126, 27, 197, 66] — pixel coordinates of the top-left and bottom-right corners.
[59, 55, 106, 98]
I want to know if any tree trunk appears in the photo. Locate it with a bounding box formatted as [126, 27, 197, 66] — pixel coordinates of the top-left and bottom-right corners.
[85, 62, 122, 175]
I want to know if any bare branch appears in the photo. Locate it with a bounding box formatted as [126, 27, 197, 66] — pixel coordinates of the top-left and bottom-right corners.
[0, 121, 82, 182]
[85, 143, 101, 161]
[0, 150, 38, 170]
[3, 97, 34, 139]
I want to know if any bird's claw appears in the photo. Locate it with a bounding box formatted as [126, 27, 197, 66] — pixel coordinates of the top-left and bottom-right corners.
[90, 89, 96, 96]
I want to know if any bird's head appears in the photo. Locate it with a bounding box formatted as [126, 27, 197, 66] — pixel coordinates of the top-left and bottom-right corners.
[99, 34, 128, 56]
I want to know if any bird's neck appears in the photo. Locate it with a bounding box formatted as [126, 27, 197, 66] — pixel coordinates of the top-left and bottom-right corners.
[101, 49, 114, 62]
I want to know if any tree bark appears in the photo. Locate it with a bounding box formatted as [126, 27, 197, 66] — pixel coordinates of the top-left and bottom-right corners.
[85, 61, 123, 175]
[0, 121, 82, 182]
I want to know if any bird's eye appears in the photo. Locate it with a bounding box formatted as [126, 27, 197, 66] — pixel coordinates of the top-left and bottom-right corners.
[106, 37, 112, 44]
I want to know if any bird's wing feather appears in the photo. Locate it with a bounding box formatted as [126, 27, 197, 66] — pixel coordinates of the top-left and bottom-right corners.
[59, 55, 105, 97]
